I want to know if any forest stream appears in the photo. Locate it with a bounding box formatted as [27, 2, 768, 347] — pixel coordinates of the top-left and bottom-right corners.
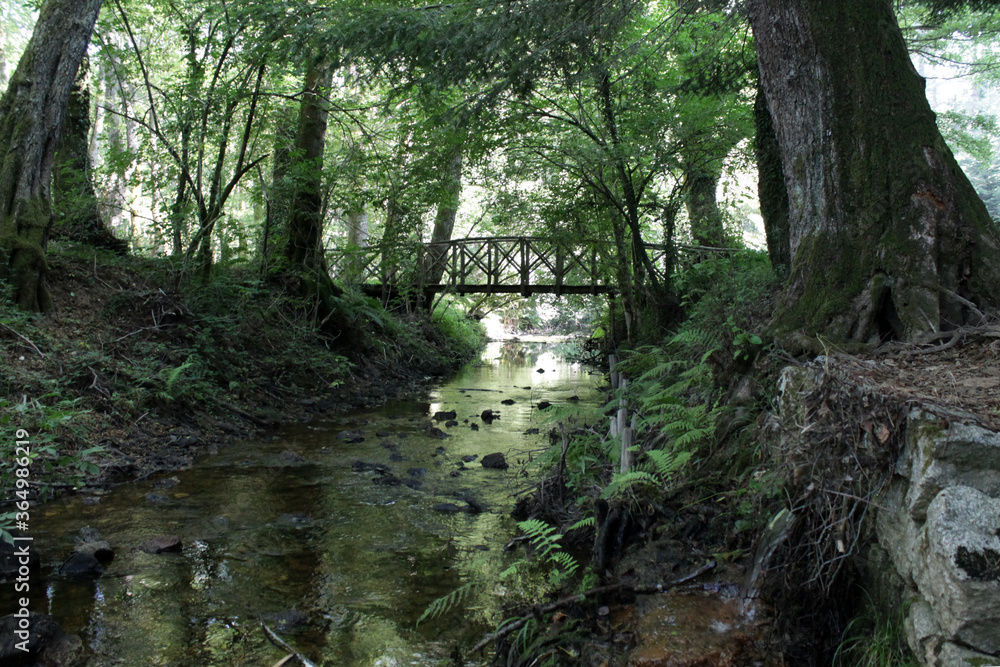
[3, 339, 606, 666]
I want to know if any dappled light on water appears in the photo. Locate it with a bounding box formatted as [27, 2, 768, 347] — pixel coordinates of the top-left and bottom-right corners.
[3, 341, 600, 665]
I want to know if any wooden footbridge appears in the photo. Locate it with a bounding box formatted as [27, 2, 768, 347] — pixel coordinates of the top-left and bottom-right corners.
[327, 236, 718, 299]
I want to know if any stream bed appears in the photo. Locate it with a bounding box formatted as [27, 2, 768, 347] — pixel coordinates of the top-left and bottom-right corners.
[4, 339, 603, 666]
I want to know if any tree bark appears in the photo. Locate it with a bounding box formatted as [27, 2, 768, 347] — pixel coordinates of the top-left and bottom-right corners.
[749, 0, 1000, 345]
[283, 58, 342, 320]
[753, 75, 790, 274]
[263, 107, 297, 265]
[52, 58, 127, 253]
[284, 62, 333, 276]
[683, 161, 725, 248]
[423, 146, 463, 290]
[0, 0, 104, 311]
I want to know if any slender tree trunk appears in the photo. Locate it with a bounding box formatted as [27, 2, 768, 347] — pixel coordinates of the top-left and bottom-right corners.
[424, 146, 463, 290]
[346, 208, 369, 247]
[683, 161, 725, 248]
[749, 0, 1000, 345]
[284, 62, 333, 275]
[263, 107, 296, 266]
[52, 58, 127, 253]
[0, 0, 104, 311]
[102, 46, 128, 233]
[283, 58, 342, 319]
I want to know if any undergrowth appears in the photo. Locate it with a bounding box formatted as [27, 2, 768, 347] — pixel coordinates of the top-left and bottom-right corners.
[0, 243, 485, 508]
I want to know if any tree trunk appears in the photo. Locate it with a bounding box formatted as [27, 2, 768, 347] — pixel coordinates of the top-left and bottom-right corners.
[263, 107, 297, 266]
[284, 59, 342, 319]
[683, 158, 725, 248]
[0, 0, 103, 311]
[284, 62, 333, 276]
[346, 208, 368, 247]
[52, 58, 127, 253]
[749, 0, 1000, 345]
[424, 146, 463, 289]
[753, 74, 790, 275]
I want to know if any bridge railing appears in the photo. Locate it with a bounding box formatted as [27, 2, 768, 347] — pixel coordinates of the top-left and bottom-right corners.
[326, 236, 730, 296]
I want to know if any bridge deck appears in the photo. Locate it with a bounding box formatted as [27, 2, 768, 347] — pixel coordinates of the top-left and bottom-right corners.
[328, 236, 727, 298]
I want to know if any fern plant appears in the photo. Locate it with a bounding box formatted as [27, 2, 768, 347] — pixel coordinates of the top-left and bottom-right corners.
[516, 518, 580, 584]
[600, 470, 658, 500]
[416, 580, 478, 626]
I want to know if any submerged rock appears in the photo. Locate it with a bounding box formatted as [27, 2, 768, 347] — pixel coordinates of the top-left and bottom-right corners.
[427, 427, 451, 439]
[280, 449, 306, 464]
[432, 503, 462, 513]
[481, 409, 498, 424]
[352, 460, 390, 473]
[433, 410, 457, 421]
[140, 535, 183, 554]
[373, 473, 402, 486]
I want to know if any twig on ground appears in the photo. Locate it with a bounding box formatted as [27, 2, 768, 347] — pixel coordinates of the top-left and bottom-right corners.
[0, 322, 45, 357]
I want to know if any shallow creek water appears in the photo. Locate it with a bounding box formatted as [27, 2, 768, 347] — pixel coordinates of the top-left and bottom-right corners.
[5, 339, 603, 666]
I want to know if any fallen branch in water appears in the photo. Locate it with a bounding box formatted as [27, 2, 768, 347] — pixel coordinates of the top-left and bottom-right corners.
[471, 560, 716, 653]
[260, 618, 318, 667]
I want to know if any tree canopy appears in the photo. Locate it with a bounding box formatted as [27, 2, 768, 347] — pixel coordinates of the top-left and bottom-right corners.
[0, 0, 996, 344]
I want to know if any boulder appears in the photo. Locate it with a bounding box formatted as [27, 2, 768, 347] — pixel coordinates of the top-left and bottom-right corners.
[481, 452, 508, 470]
[60, 540, 114, 579]
[913, 486, 1000, 654]
[433, 410, 457, 421]
[0, 613, 83, 667]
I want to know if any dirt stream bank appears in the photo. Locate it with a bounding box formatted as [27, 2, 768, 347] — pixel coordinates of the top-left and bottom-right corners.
[1, 248, 479, 490]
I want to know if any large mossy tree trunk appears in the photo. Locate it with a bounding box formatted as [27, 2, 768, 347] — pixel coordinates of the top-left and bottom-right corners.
[0, 0, 103, 311]
[52, 58, 128, 254]
[749, 0, 1000, 346]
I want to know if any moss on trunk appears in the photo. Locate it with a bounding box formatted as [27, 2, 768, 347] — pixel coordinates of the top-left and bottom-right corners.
[749, 0, 1000, 346]
[0, 0, 104, 311]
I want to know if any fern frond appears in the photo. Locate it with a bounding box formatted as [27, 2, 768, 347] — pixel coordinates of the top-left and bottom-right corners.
[567, 516, 595, 531]
[417, 580, 477, 626]
[600, 470, 658, 499]
[646, 449, 693, 479]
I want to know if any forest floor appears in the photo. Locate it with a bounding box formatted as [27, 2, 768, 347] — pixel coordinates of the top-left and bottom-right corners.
[498, 326, 1000, 666]
[1, 243, 484, 498]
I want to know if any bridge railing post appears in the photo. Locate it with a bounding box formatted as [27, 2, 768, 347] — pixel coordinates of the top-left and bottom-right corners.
[520, 238, 530, 296]
[555, 243, 564, 297]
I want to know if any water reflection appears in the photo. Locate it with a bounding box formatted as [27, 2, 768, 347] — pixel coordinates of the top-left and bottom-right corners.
[2, 339, 599, 665]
